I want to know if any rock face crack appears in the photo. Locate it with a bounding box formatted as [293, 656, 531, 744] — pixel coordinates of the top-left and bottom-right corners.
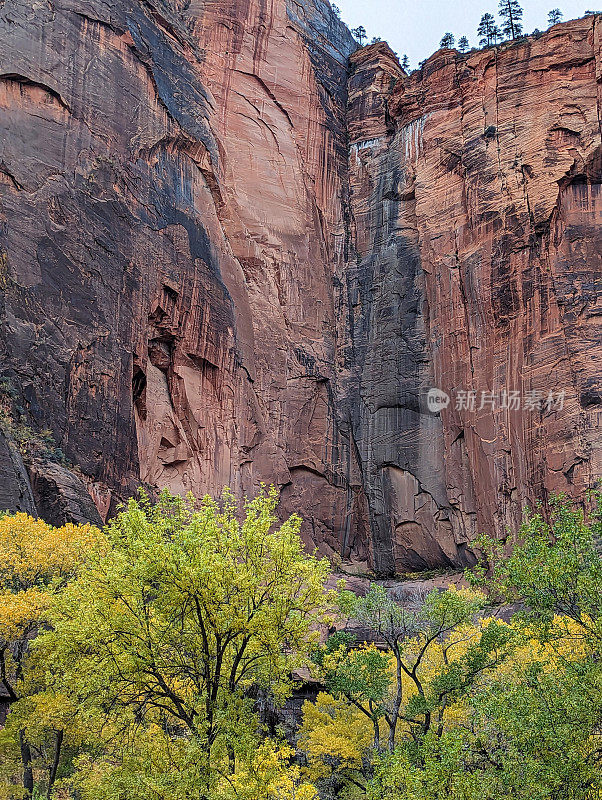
[0, 161, 23, 190]
[0, 73, 71, 111]
[234, 70, 296, 131]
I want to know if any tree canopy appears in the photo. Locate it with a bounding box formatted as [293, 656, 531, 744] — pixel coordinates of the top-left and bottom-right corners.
[3, 490, 602, 799]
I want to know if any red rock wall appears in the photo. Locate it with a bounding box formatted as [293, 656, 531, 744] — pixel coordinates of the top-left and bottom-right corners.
[344, 21, 602, 573]
[0, 3, 600, 575]
[0, 0, 370, 564]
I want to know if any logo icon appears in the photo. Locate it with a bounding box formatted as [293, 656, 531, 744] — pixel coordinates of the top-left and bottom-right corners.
[427, 388, 450, 414]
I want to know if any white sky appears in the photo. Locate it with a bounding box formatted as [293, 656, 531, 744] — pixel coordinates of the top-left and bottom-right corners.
[334, 0, 596, 66]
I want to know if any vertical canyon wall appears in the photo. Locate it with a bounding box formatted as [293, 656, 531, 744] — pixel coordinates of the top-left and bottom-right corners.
[0, 0, 369, 559]
[342, 21, 602, 572]
[0, 2, 600, 574]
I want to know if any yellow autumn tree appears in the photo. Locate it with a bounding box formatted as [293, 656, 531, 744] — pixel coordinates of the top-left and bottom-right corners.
[298, 691, 373, 795]
[218, 741, 318, 800]
[0, 512, 101, 799]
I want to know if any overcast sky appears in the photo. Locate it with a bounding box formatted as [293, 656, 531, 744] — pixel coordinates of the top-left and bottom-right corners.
[334, 0, 596, 66]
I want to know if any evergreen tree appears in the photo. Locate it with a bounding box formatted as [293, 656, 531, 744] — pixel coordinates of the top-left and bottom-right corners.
[331, 3, 341, 17]
[499, 0, 524, 38]
[458, 35, 470, 51]
[548, 8, 563, 24]
[440, 31, 455, 48]
[370, 36, 382, 43]
[478, 13, 499, 46]
[351, 25, 367, 45]
[401, 54, 410, 71]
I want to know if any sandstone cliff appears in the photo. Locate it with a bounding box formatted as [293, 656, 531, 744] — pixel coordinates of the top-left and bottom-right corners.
[342, 21, 602, 573]
[0, 3, 600, 575]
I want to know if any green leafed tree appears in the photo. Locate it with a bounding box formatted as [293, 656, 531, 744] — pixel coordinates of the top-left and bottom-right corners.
[312, 632, 390, 752]
[369, 493, 602, 800]
[466, 491, 602, 799]
[401, 54, 410, 71]
[440, 32, 455, 48]
[41, 488, 333, 800]
[335, 585, 511, 751]
[470, 491, 602, 643]
[458, 35, 470, 51]
[548, 8, 563, 24]
[305, 585, 514, 798]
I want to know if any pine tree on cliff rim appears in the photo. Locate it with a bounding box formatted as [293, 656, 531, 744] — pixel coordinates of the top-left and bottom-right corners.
[478, 13, 502, 46]
[351, 25, 367, 46]
[499, 0, 524, 39]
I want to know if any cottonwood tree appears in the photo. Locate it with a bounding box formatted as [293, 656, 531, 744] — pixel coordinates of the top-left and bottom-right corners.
[369, 643, 602, 800]
[319, 587, 511, 750]
[312, 633, 390, 753]
[471, 492, 602, 644]
[367, 494, 602, 800]
[0, 514, 100, 799]
[499, 0, 524, 38]
[304, 587, 513, 797]
[299, 692, 373, 795]
[44, 488, 333, 799]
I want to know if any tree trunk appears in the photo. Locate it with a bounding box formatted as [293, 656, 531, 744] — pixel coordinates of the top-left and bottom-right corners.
[47, 730, 64, 798]
[388, 652, 403, 752]
[19, 730, 34, 798]
[373, 719, 381, 751]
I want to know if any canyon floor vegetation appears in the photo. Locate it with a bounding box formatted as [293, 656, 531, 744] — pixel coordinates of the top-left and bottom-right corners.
[1, 488, 602, 799]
